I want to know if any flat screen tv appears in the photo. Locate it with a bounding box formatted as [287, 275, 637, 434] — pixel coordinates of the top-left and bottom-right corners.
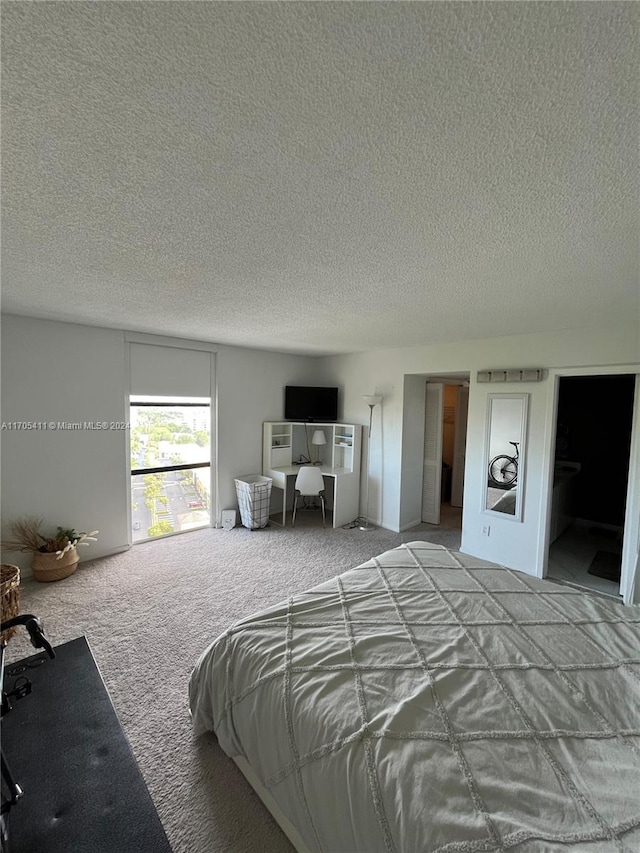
[284, 386, 339, 422]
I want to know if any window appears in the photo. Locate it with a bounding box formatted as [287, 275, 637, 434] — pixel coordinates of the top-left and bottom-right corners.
[130, 396, 211, 542]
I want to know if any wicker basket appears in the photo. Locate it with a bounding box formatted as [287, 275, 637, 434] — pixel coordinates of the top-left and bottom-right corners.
[1, 564, 20, 643]
[31, 547, 79, 583]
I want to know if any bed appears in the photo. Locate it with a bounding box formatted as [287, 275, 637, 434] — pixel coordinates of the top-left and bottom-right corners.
[189, 541, 640, 852]
[488, 488, 517, 515]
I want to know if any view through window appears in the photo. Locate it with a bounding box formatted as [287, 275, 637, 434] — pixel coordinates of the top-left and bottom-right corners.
[130, 397, 211, 542]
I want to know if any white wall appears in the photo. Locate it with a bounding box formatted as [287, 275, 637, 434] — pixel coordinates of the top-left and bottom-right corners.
[399, 375, 427, 530]
[1, 316, 130, 572]
[486, 397, 523, 460]
[3, 314, 638, 597]
[462, 375, 550, 572]
[215, 343, 319, 514]
[1, 315, 317, 575]
[316, 324, 640, 585]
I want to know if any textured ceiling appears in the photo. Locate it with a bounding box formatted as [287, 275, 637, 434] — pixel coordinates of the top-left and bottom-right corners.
[2, 2, 638, 355]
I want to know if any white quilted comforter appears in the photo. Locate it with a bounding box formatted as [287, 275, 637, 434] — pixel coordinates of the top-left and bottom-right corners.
[189, 542, 640, 852]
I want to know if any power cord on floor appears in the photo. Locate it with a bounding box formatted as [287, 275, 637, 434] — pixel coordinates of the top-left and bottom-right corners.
[342, 517, 369, 529]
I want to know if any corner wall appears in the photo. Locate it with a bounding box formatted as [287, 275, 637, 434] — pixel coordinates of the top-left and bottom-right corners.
[1, 315, 318, 575]
[316, 324, 640, 586]
[1, 316, 130, 571]
[215, 342, 320, 514]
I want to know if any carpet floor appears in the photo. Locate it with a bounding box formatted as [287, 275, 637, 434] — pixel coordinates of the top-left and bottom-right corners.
[5, 518, 461, 853]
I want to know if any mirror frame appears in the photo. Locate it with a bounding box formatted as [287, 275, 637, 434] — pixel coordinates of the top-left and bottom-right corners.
[483, 393, 529, 522]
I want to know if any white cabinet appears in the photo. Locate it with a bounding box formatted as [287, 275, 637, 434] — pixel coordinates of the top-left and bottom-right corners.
[263, 422, 362, 527]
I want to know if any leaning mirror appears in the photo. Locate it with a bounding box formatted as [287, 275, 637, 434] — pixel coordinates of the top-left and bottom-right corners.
[484, 394, 528, 520]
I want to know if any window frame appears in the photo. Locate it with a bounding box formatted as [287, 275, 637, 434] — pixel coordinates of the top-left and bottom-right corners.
[130, 397, 212, 543]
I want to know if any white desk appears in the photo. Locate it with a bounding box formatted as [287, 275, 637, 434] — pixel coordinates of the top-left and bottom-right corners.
[265, 465, 358, 528]
[263, 422, 362, 528]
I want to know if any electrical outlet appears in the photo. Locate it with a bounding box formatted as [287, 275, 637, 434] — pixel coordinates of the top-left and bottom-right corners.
[482, 524, 491, 536]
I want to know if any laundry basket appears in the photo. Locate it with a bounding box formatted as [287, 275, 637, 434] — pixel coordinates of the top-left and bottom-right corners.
[234, 475, 273, 530]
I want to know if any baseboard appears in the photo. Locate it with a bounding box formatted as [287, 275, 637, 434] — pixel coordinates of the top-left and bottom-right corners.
[399, 519, 422, 532]
[19, 544, 131, 582]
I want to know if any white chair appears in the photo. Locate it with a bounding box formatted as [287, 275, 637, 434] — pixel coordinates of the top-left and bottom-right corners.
[292, 466, 326, 527]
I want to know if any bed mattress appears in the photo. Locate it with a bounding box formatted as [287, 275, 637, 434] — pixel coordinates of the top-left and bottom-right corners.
[189, 541, 640, 852]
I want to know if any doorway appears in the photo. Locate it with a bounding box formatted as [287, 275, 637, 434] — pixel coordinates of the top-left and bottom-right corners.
[421, 376, 469, 531]
[546, 374, 636, 599]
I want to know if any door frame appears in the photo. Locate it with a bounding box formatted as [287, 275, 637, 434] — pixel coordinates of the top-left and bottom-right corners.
[538, 364, 640, 604]
[421, 382, 444, 525]
[420, 375, 470, 526]
[451, 385, 469, 507]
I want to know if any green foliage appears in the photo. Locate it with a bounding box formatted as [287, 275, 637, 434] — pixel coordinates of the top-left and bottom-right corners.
[136, 408, 184, 427]
[143, 473, 164, 501]
[55, 526, 79, 543]
[130, 407, 210, 532]
[148, 426, 174, 442]
[148, 520, 174, 537]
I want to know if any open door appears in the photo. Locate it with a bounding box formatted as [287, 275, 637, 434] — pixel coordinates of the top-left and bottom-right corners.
[543, 370, 639, 604]
[451, 386, 469, 508]
[620, 375, 640, 604]
[422, 383, 444, 524]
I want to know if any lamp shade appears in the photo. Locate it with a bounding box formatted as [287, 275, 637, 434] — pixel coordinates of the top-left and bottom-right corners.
[363, 395, 382, 407]
[311, 429, 327, 446]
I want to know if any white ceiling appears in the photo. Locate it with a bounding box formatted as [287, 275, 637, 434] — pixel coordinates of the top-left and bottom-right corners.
[2, 2, 638, 356]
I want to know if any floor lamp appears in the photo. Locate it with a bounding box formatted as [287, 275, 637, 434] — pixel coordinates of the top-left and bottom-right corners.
[360, 394, 382, 531]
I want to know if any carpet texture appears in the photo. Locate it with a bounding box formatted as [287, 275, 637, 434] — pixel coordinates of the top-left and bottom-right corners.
[5, 519, 461, 853]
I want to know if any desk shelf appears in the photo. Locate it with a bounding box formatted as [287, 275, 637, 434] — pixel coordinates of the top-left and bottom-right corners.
[333, 424, 354, 470]
[269, 424, 292, 447]
[264, 423, 294, 469]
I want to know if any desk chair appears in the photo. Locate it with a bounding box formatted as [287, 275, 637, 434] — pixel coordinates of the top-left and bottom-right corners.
[292, 466, 326, 527]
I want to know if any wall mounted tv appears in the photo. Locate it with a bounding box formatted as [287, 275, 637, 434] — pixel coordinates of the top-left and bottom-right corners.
[284, 386, 339, 422]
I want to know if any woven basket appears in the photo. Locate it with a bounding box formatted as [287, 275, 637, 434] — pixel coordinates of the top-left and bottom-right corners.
[1, 564, 20, 643]
[31, 547, 79, 583]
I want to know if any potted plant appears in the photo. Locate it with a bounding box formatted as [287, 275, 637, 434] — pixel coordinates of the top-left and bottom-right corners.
[1, 518, 98, 582]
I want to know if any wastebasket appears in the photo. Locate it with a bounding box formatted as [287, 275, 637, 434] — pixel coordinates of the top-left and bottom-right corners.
[234, 475, 273, 529]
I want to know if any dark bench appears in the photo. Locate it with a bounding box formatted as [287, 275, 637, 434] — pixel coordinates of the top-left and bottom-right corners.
[2, 636, 172, 853]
